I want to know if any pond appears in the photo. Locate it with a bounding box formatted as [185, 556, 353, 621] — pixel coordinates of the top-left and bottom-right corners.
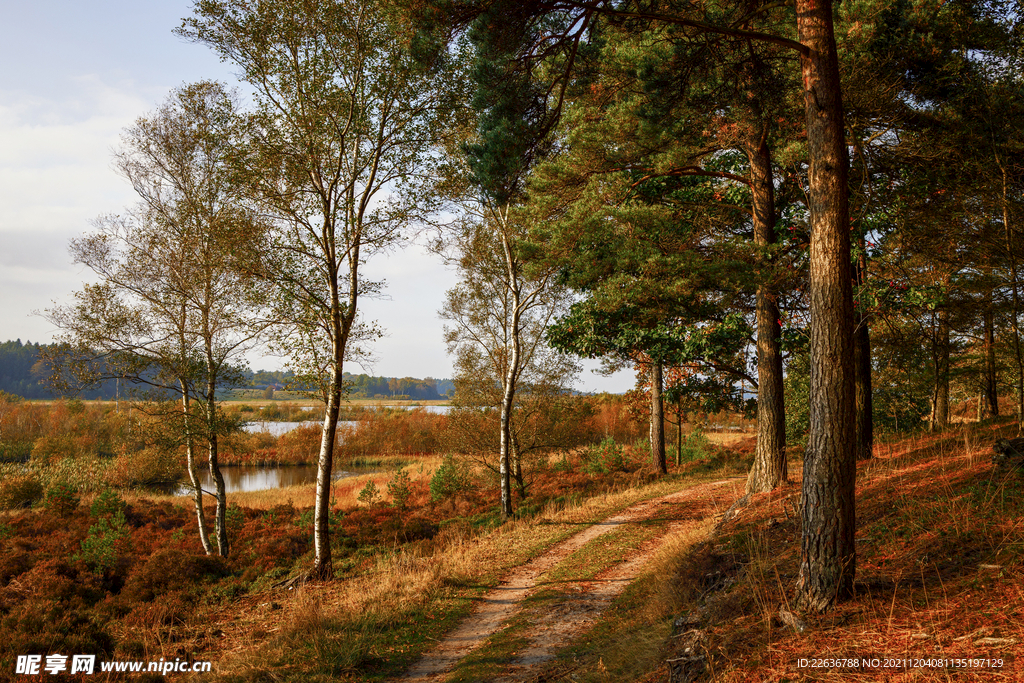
[241, 420, 360, 436]
[178, 463, 378, 495]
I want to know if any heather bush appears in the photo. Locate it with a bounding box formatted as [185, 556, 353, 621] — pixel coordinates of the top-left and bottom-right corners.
[0, 475, 43, 509]
[121, 549, 230, 603]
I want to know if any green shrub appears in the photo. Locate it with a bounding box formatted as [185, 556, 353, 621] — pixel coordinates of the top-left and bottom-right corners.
[387, 470, 412, 509]
[0, 475, 44, 509]
[225, 504, 246, 536]
[784, 351, 811, 446]
[90, 488, 126, 518]
[429, 455, 471, 502]
[44, 482, 80, 517]
[582, 438, 627, 474]
[357, 480, 381, 506]
[75, 510, 130, 575]
[676, 431, 711, 463]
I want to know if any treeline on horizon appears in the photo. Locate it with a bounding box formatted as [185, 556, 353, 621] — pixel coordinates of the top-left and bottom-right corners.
[0, 340, 453, 401]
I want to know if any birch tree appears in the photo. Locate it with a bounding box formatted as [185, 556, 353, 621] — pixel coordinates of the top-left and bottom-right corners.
[182, 0, 447, 578]
[437, 205, 577, 517]
[47, 81, 264, 557]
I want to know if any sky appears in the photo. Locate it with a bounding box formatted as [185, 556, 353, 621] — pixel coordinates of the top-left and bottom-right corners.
[0, 0, 634, 393]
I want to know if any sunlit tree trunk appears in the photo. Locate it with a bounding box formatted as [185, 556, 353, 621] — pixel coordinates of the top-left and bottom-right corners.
[499, 227, 523, 519]
[312, 238, 357, 580]
[650, 361, 666, 474]
[746, 135, 787, 493]
[205, 366, 229, 557]
[181, 386, 212, 555]
[930, 308, 950, 431]
[795, 0, 857, 614]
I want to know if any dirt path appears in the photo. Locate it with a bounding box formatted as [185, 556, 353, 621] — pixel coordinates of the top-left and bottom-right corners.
[401, 478, 742, 683]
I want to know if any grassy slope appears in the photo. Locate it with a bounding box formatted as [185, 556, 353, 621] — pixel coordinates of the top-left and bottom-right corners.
[530, 420, 1023, 682]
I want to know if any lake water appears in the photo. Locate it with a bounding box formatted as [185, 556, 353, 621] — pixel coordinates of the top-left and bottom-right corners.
[190, 410, 444, 495]
[178, 463, 377, 495]
[242, 420, 360, 436]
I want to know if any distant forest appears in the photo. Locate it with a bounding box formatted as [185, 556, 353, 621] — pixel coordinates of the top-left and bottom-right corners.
[0, 340, 452, 401]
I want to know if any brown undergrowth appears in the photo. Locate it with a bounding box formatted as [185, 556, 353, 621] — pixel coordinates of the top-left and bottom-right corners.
[537, 420, 1022, 682]
[0, 436, 714, 682]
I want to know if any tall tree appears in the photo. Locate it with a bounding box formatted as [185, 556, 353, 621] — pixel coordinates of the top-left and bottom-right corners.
[47, 81, 263, 557]
[181, 0, 447, 579]
[436, 205, 578, 515]
[413, 0, 857, 611]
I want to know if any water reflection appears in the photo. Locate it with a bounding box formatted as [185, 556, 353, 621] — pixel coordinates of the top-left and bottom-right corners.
[178, 464, 376, 495]
[242, 420, 359, 436]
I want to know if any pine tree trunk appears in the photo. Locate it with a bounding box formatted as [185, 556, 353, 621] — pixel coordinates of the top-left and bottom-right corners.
[650, 361, 667, 474]
[1001, 163, 1024, 428]
[854, 245, 873, 460]
[746, 135, 786, 493]
[930, 308, 950, 431]
[794, 0, 857, 613]
[980, 295, 999, 419]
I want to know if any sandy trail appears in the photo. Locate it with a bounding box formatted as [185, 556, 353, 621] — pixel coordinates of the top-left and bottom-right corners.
[401, 479, 741, 683]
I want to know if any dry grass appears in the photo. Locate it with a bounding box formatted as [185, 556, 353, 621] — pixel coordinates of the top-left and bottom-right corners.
[703, 432, 755, 448]
[191, 476, 699, 681]
[644, 418, 1024, 682]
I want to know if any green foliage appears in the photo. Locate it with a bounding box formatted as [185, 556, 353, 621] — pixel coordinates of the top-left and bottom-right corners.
[430, 455, 472, 502]
[225, 504, 246, 536]
[581, 438, 627, 474]
[44, 482, 80, 517]
[0, 475, 43, 509]
[387, 470, 413, 510]
[783, 352, 812, 447]
[75, 509, 129, 575]
[873, 379, 930, 435]
[296, 507, 343, 529]
[357, 480, 382, 507]
[90, 488, 126, 519]
[676, 431, 711, 462]
[0, 390, 23, 403]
